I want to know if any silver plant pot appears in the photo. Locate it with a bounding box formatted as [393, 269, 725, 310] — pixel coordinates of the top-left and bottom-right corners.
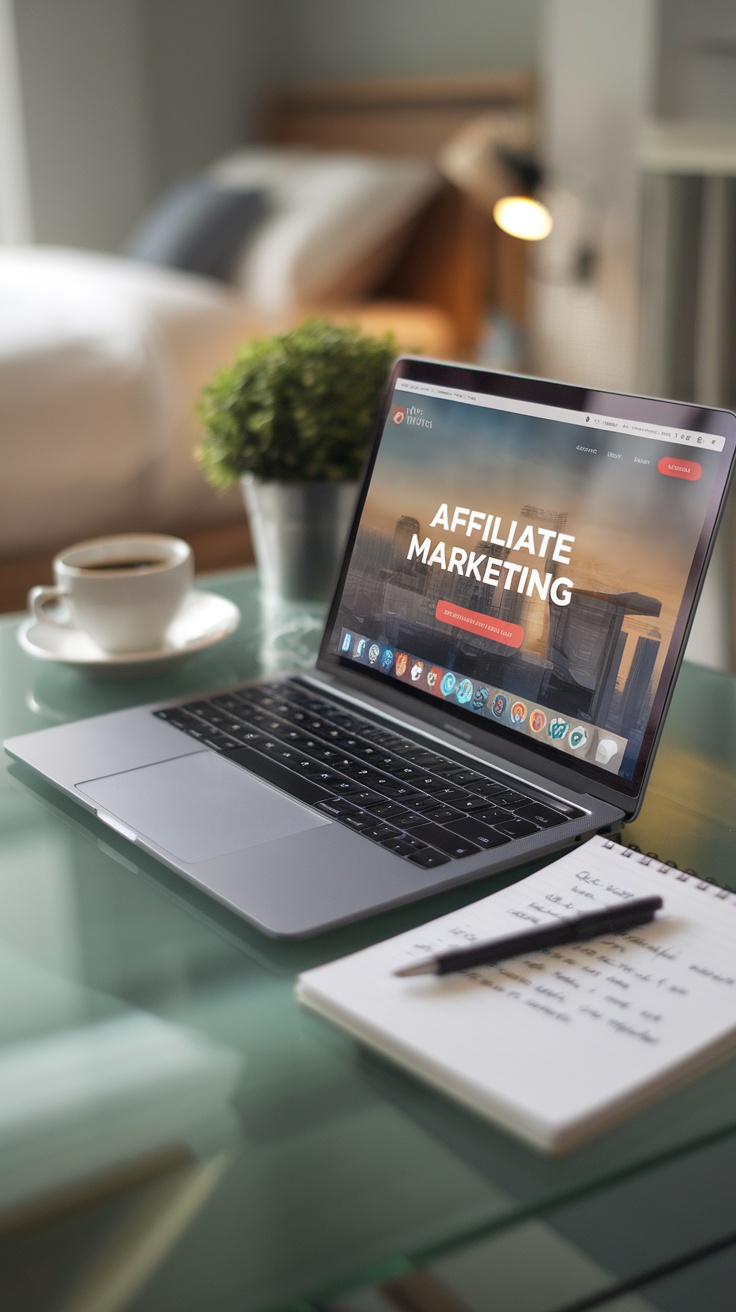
[241, 477, 358, 602]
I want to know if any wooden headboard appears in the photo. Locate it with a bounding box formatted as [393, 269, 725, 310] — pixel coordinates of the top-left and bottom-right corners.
[261, 73, 536, 356]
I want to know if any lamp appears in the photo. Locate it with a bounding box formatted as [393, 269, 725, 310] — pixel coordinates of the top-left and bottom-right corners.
[437, 112, 551, 368]
[492, 147, 553, 241]
[437, 113, 552, 242]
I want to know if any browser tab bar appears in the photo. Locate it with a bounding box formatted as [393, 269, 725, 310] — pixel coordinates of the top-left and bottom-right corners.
[395, 379, 725, 451]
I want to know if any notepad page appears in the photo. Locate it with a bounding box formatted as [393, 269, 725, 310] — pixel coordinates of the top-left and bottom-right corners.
[297, 836, 736, 1150]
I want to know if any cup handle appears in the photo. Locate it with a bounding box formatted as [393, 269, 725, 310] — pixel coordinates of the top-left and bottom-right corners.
[29, 585, 72, 628]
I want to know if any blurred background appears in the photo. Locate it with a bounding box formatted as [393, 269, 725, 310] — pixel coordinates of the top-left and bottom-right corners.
[2, 0, 735, 664]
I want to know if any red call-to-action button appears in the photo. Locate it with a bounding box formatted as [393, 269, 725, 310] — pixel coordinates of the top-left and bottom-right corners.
[658, 456, 702, 481]
[436, 600, 524, 648]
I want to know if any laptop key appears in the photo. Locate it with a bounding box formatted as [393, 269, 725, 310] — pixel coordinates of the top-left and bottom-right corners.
[471, 804, 513, 826]
[362, 800, 411, 821]
[408, 824, 481, 859]
[342, 812, 376, 832]
[444, 816, 511, 849]
[199, 731, 241, 751]
[466, 779, 507, 800]
[400, 811, 438, 831]
[226, 744, 330, 805]
[421, 785, 469, 805]
[514, 802, 569, 827]
[363, 823, 401, 841]
[412, 804, 462, 824]
[493, 817, 540, 838]
[407, 848, 451, 869]
[342, 789, 383, 807]
[374, 780, 421, 801]
[454, 795, 499, 814]
[490, 789, 528, 809]
[316, 799, 359, 818]
[380, 836, 430, 856]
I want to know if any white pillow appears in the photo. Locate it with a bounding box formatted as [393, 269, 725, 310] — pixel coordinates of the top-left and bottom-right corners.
[209, 148, 439, 315]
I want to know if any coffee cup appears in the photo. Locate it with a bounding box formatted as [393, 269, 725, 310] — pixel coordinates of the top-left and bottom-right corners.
[28, 534, 193, 653]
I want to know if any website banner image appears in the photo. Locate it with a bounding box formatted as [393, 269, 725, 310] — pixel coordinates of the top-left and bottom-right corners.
[332, 388, 720, 781]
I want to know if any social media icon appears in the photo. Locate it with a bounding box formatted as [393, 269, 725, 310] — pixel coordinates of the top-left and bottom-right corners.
[368, 643, 380, 665]
[510, 700, 528, 724]
[548, 717, 569, 741]
[569, 725, 589, 751]
[456, 677, 474, 704]
[340, 632, 353, 653]
[472, 685, 489, 710]
[492, 693, 507, 719]
[381, 647, 394, 670]
[410, 660, 424, 682]
[529, 709, 547, 734]
[355, 638, 367, 658]
[595, 737, 619, 765]
[440, 671, 457, 697]
[427, 666, 442, 690]
[395, 652, 409, 677]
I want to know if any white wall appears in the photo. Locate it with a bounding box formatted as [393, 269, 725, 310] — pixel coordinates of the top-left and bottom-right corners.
[0, 0, 31, 240]
[532, 0, 658, 392]
[14, 0, 154, 251]
[275, 0, 542, 81]
[141, 0, 275, 194]
[12, 0, 272, 250]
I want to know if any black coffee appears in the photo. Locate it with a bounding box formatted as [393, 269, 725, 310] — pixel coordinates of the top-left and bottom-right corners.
[80, 558, 165, 572]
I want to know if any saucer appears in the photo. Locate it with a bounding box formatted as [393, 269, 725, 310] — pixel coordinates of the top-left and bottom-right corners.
[17, 589, 241, 677]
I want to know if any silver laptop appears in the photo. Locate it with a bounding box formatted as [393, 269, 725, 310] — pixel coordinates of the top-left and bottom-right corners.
[6, 358, 736, 937]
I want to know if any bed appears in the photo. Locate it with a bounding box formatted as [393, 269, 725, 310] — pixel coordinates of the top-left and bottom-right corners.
[0, 72, 534, 614]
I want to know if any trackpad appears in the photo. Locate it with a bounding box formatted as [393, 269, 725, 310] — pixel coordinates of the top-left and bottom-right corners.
[78, 751, 328, 863]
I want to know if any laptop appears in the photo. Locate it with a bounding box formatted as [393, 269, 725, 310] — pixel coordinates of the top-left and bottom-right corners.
[6, 358, 736, 938]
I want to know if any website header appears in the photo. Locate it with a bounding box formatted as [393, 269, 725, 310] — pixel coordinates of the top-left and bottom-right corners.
[395, 378, 726, 452]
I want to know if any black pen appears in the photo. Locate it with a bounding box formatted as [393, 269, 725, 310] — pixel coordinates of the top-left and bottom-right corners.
[393, 896, 664, 977]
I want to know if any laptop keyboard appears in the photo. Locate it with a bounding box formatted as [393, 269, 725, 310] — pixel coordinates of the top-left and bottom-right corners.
[154, 680, 584, 870]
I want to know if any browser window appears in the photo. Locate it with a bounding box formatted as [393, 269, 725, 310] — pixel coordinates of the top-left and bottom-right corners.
[328, 377, 724, 785]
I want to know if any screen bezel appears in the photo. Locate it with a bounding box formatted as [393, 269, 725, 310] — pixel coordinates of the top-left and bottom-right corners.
[317, 356, 736, 817]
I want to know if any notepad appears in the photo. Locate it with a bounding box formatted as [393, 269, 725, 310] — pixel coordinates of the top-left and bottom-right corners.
[297, 836, 736, 1153]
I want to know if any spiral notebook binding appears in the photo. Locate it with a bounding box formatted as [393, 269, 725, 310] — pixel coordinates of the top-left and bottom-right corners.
[601, 837, 736, 904]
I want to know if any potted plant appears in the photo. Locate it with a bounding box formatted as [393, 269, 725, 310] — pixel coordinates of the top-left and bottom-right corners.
[198, 317, 395, 600]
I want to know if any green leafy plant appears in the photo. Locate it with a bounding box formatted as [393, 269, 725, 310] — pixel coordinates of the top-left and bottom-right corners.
[197, 317, 396, 487]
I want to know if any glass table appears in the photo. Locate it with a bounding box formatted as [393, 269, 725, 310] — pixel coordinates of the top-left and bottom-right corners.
[1, 570, 736, 1312]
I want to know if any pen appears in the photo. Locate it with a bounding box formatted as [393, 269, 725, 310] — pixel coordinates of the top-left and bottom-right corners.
[393, 895, 664, 977]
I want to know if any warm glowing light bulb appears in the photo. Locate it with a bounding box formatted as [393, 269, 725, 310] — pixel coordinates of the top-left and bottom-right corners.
[492, 195, 553, 241]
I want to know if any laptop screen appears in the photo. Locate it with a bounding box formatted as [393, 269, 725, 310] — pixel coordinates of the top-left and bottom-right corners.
[320, 359, 735, 801]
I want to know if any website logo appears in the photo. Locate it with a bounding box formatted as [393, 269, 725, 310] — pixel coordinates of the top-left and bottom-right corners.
[410, 660, 424, 682]
[548, 717, 569, 742]
[381, 647, 394, 670]
[472, 685, 489, 711]
[440, 671, 457, 697]
[368, 643, 381, 665]
[491, 693, 507, 719]
[340, 632, 353, 653]
[569, 725, 590, 752]
[391, 406, 405, 424]
[529, 708, 547, 734]
[405, 405, 432, 429]
[355, 637, 367, 659]
[395, 652, 409, 678]
[510, 700, 528, 724]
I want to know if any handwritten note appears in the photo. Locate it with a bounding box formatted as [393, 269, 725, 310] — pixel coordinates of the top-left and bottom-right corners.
[298, 837, 736, 1151]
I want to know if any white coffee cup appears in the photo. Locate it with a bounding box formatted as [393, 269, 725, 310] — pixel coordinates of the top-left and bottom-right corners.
[28, 534, 193, 654]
